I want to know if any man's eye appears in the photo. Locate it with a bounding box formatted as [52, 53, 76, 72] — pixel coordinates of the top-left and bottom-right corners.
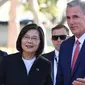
[66, 16, 70, 20]
[73, 15, 79, 19]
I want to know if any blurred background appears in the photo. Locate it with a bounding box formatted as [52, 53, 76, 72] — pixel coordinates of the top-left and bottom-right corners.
[0, 0, 73, 54]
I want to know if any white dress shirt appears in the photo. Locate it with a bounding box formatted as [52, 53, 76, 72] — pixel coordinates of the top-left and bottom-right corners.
[71, 33, 85, 65]
[54, 50, 59, 85]
[22, 57, 36, 74]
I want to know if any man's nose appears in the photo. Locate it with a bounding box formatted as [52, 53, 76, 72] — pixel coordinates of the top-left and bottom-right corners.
[69, 18, 74, 24]
[57, 37, 61, 41]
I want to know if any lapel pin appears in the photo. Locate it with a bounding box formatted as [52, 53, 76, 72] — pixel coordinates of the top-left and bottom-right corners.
[36, 68, 39, 71]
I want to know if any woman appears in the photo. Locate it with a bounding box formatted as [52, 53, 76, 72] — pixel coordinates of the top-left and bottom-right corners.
[0, 23, 53, 85]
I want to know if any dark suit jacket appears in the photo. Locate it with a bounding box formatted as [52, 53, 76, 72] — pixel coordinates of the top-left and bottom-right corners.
[0, 52, 53, 85]
[0, 50, 7, 62]
[0, 50, 7, 56]
[56, 36, 85, 85]
[42, 51, 55, 80]
[42, 51, 55, 64]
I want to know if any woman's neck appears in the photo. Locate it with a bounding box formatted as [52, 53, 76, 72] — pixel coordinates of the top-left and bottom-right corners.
[22, 52, 35, 60]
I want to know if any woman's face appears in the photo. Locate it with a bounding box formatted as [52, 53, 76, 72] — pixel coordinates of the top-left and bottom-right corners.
[21, 29, 40, 55]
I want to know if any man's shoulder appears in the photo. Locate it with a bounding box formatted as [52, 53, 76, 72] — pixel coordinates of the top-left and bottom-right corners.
[42, 51, 54, 56]
[62, 35, 75, 44]
[41, 51, 55, 60]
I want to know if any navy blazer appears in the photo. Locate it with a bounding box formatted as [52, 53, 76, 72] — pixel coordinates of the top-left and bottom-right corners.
[0, 52, 53, 85]
[56, 36, 85, 85]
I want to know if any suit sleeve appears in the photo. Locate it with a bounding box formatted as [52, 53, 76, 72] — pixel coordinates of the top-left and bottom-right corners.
[0, 57, 5, 85]
[43, 62, 53, 85]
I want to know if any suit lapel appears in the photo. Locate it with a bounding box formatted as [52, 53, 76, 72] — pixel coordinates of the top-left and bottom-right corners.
[27, 59, 41, 85]
[67, 36, 75, 74]
[47, 51, 55, 62]
[50, 51, 55, 81]
[27, 56, 49, 85]
[17, 53, 28, 77]
[66, 36, 75, 84]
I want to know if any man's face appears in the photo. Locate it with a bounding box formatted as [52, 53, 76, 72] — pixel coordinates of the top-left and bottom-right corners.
[52, 28, 68, 51]
[66, 5, 85, 38]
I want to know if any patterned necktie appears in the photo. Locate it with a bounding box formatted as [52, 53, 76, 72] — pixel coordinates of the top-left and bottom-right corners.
[72, 40, 80, 71]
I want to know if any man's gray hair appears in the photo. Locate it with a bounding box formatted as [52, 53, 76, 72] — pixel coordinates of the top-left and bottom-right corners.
[67, 0, 85, 14]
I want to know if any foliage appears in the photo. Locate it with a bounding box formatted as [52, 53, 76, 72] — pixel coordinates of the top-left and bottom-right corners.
[23, 0, 58, 20]
[22, 3, 32, 11]
[38, 0, 57, 5]
[38, 0, 58, 18]
[39, 5, 57, 18]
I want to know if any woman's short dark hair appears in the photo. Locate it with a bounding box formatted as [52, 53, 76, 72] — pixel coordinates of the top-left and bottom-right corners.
[16, 23, 44, 56]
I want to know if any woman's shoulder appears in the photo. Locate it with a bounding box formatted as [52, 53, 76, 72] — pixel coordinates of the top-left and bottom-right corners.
[41, 55, 51, 62]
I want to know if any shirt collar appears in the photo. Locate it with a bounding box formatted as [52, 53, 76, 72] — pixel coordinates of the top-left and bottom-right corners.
[75, 33, 85, 45]
[55, 49, 59, 62]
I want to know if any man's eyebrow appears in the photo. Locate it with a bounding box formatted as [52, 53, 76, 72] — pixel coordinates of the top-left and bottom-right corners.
[73, 15, 79, 17]
[66, 16, 70, 19]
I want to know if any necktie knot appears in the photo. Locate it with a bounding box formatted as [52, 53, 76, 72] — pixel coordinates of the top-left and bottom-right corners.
[76, 40, 80, 45]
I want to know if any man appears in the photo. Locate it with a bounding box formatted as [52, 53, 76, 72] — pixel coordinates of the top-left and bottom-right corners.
[42, 24, 69, 85]
[56, 0, 85, 85]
